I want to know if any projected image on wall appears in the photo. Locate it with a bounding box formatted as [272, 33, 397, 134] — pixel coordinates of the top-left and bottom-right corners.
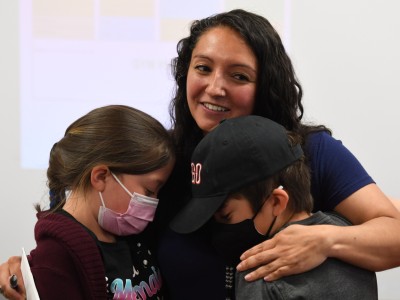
[20, 0, 288, 169]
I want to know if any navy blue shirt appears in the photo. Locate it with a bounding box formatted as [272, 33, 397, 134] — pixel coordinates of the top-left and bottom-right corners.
[305, 131, 374, 211]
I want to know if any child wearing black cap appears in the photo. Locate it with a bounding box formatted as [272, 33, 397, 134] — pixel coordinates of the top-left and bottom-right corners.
[170, 115, 377, 300]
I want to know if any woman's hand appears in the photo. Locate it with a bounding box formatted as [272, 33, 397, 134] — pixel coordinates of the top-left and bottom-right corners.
[236, 224, 333, 281]
[0, 256, 25, 300]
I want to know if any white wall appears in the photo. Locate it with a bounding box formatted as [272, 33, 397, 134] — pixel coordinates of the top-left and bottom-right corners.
[0, 1, 399, 299]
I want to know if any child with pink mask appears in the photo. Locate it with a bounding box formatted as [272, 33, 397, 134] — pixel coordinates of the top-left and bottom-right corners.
[2, 105, 175, 300]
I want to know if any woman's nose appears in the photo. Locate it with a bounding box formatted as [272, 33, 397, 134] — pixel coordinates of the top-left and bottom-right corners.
[205, 72, 226, 97]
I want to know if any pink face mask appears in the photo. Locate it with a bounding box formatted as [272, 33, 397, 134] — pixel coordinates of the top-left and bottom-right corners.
[98, 173, 159, 236]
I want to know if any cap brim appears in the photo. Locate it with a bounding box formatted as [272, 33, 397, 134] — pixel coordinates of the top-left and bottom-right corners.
[170, 194, 226, 234]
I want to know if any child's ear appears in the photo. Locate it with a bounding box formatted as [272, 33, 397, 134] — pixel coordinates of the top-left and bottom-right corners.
[90, 165, 110, 192]
[270, 188, 289, 217]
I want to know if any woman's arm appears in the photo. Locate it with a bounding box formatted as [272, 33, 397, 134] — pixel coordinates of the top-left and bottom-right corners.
[237, 183, 400, 281]
[329, 184, 400, 269]
[390, 198, 400, 212]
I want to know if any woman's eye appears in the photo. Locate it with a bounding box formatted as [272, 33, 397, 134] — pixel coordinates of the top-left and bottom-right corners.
[233, 73, 250, 82]
[194, 64, 211, 73]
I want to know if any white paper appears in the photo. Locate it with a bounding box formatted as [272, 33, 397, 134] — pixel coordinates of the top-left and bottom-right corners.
[21, 247, 40, 300]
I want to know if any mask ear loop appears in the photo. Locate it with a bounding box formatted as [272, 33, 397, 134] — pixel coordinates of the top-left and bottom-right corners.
[111, 172, 134, 197]
[253, 185, 284, 237]
[265, 185, 284, 237]
[252, 185, 284, 219]
[265, 216, 277, 237]
[99, 192, 106, 207]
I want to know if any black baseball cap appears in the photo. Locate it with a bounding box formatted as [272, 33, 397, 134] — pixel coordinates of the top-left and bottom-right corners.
[170, 115, 303, 234]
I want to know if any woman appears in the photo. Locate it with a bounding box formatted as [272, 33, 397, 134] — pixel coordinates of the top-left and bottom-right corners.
[1, 9, 399, 300]
[154, 9, 400, 299]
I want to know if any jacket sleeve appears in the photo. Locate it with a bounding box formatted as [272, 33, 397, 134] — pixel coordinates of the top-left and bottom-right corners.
[29, 238, 88, 300]
[30, 212, 107, 300]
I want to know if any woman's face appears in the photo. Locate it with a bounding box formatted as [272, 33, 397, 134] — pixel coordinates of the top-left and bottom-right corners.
[186, 26, 258, 134]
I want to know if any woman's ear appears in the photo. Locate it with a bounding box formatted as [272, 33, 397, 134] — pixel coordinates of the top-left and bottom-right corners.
[90, 165, 110, 192]
[270, 187, 289, 217]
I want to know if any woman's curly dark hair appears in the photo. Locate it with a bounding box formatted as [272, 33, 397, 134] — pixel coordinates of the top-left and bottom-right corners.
[169, 9, 329, 164]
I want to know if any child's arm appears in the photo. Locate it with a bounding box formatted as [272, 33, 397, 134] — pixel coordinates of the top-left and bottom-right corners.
[0, 256, 25, 300]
